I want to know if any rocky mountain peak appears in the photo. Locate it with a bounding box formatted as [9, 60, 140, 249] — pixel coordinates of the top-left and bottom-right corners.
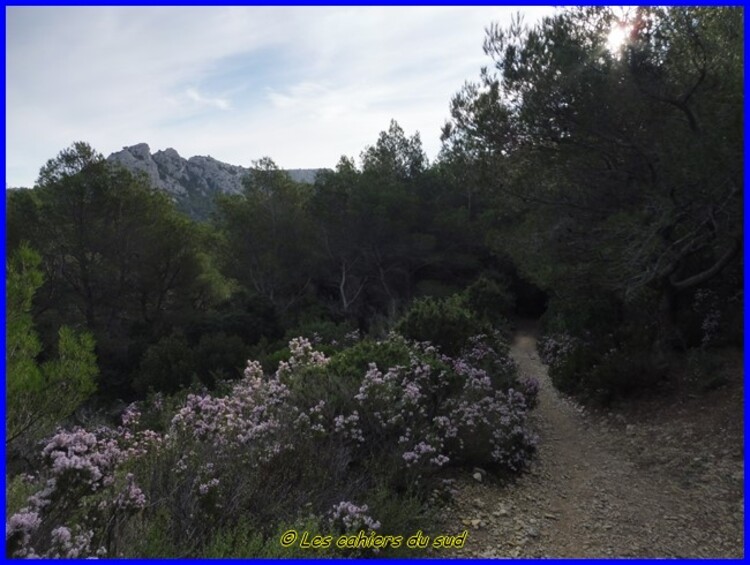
[107, 144, 319, 220]
[128, 143, 152, 160]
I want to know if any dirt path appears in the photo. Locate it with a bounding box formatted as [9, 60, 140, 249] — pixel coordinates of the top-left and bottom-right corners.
[438, 327, 743, 558]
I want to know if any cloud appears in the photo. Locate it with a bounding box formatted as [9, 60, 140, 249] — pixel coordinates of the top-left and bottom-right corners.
[186, 88, 230, 111]
[6, 6, 558, 186]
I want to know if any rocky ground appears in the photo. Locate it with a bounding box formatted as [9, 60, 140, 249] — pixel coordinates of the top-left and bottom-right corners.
[436, 327, 744, 558]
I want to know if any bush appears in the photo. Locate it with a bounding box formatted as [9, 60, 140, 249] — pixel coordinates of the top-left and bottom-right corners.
[543, 333, 595, 395]
[185, 293, 282, 347]
[541, 288, 621, 339]
[283, 318, 358, 350]
[586, 346, 665, 403]
[543, 332, 665, 403]
[463, 275, 515, 325]
[395, 295, 490, 356]
[8, 335, 537, 557]
[134, 334, 197, 395]
[194, 332, 251, 387]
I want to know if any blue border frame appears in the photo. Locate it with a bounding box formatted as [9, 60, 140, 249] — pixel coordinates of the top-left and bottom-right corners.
[743, 2, 748, 563]
[2, 2, 746, 563]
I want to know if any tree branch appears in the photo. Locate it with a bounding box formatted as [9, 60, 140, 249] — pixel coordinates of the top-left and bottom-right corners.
[670, 238, 740, 290]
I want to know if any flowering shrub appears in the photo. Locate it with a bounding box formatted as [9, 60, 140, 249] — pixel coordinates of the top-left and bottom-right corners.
[518, 376, 541, 409]
[276, 337, 329, 377]
[6, 405, 161, 558]
[329, 501, 381, 532]
[7, 333, 537, 557]
[538, 333, 581, 367]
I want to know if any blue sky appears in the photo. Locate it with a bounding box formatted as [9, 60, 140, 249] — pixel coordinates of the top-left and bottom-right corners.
[6, 6, 556, 187]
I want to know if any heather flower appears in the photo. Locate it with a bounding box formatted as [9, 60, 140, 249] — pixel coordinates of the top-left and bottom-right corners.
[46, 525, 95, 558]
[115, 473, 147, 511]
[170, 371, 292, 462]
[41, 427, 123, 492]
[519, 376, 540, 408]
[151, 392, 164, 411]
[276, 337, 329, 378]
[6, 329, 539, 558]
[121, 403, 141, 427]
[344, 329, 361, 343]
[402, 441, 442, 468]
[6, 510, 41, 555]
[333, 412, 365, 443]
[198, 478, 220, 496]
[329, 501, 381, 531]
[539, 333, 580, 366]
[244, 360, 264, 380]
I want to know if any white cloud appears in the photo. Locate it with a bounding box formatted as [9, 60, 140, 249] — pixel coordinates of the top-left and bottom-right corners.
[6, 6, 558, 186]
[186, 88, 230, 111]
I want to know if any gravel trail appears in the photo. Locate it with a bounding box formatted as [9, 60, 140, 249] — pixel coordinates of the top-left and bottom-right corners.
[439, 326, 744, 558]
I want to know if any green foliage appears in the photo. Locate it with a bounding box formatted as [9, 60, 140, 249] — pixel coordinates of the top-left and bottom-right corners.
[135, 334, 197, 395]
[199, 519, 332, 558]
[214, 157, 316, 316]
[6, 245, 44, 393]
[542, 288, 622, 339]
[547, 344, 596, 396]
[43, 327, 98, 400]
[586, 347, 665, 403]
[443, 6, 742, 368]
[7, 142, 213, 398]
[194, 332, 251, 387]
[6, 12, 744, 555]
[185, 291, 282, 349]
[546, 332, 666, 403]
[126, 509, 179, 557]
[287, 337, 424, 418]
[395, 295, 490, 355]
[414, 279, 463, 299]
[327, 338, 412, 378]
[6, 245, 98, 447]
[462, 275, 515, 325]
[6, 474, 37, 518]
[361, 119, 427, 181]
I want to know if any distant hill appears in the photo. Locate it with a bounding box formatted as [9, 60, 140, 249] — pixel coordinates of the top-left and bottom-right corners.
[107, 143, 320, 220]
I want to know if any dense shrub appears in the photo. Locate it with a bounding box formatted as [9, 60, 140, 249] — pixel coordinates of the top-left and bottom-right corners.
[185, 294, 282, 349]
[541, 288, 621, 340]
[543, 337, 595, 395]
[540, 332, 665, 403]
[463, 275, 515, 325]
[7, 334, 537, 557]
[194, 332, 252, 387]
[587, 347, 665, 402]
[395, 295, 490, 355]
[538, 333, 582, 368]
[134, 334, 197, 395]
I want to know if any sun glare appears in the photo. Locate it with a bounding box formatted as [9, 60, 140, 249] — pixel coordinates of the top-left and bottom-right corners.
[606, 24, 630, 54]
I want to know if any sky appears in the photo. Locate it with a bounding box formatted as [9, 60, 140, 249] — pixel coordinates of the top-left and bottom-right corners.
[6, 6, 557, 188]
